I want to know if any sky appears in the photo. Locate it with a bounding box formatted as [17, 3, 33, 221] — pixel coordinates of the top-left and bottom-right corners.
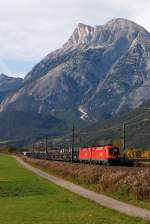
[0, 0, 150, 78]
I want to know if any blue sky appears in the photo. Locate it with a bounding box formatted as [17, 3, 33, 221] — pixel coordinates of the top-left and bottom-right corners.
[0, 0, 150, 78]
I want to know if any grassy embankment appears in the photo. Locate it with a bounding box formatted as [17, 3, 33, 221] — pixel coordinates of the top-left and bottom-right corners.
[22, 157, 150, 210]
[0, 155, 149, 224]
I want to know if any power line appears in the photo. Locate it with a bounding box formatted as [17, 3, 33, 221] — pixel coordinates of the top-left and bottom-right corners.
[124, 111, 150, 126]
[127, 133, 150, 136]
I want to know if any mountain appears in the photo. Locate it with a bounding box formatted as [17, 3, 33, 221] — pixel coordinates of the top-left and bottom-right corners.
[1, 18, 150, 146]
[0, 111, 67, 147]
[0, 74, 22, 103]
[1, 19, 150, 121]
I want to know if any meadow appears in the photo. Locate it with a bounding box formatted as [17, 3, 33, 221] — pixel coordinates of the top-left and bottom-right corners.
[22, 157, 150, 210]
[0, 155, 149, 224]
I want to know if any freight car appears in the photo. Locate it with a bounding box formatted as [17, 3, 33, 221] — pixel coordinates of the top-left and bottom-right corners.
[46, 149, 78, 162]
[125, 149, 150, 161]
[124, 149, 150, 166]
[24, 144, 121, 165]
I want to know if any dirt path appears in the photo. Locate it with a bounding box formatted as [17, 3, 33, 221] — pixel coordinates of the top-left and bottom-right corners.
[14, 156, 150, 221]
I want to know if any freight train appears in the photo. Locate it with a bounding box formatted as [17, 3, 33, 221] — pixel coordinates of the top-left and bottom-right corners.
[24, 144, 121, 165]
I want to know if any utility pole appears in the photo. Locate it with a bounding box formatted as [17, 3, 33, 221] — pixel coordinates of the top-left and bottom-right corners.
[71, 123, 75, 163]
[123, 123, 126, 159]
[32, 143, 35, 152]
[45, 137, 48, 153]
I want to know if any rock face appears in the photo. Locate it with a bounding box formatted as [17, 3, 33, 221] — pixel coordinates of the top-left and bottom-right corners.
[0, 74, 22, 103]
[1, 18, 150, 121]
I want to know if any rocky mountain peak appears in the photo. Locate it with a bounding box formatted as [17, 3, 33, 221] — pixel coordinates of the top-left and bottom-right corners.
[63, 23, 95, 48]
[105, 18, 150, 41]
[105, 18, 139, 28]
[63, 18, 150, 50]
[0, 73, 8, 80]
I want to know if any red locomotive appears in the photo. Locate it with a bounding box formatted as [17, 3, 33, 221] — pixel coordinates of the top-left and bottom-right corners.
[79, 145, 120, 164]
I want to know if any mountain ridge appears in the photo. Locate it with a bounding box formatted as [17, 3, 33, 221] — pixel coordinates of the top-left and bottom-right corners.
[0, 74, 22, 103]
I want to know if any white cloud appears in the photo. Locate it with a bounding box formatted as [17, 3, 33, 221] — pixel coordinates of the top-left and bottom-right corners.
[0, 0, 150, 76]
[0, 58, 12, 75]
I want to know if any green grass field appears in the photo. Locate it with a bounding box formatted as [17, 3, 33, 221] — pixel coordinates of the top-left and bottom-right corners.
[23, 157, 150, 210]
[0, 155, 149, 224]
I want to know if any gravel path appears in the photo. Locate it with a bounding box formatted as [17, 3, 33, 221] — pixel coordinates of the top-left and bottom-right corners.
[14, 156, 150, 221]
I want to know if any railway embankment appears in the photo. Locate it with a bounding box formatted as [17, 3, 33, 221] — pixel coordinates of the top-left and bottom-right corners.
[21, 156, 150, 210]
